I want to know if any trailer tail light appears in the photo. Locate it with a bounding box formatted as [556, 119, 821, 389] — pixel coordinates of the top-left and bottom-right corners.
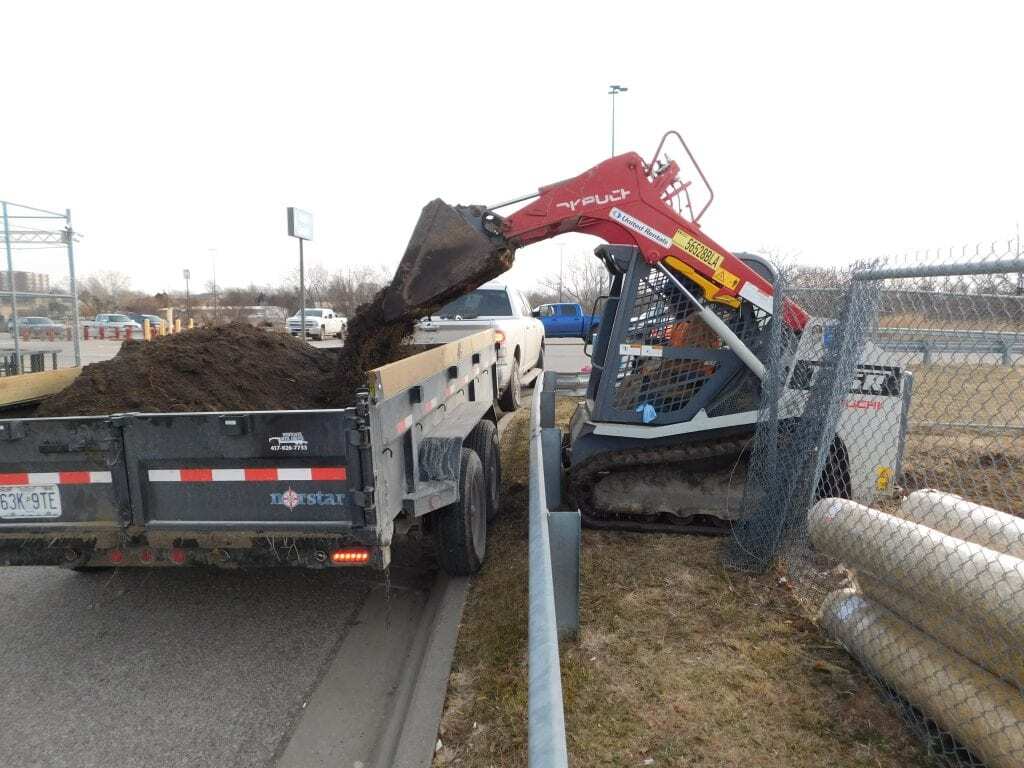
[109, 549, 125, 565]
[330, 548, 369, 565]
[169, 548, 188, 565]
[494, 331, 506, 344]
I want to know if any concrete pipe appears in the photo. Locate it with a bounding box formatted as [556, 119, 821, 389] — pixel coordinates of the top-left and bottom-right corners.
[807, 498, 1024, 645]
[821, 589, 1024, 768]
[857, 574, 1024, 690]
[899, 489, 1024, 560]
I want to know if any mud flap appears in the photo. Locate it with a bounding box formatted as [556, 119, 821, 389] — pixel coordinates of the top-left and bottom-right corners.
[380, 199, 515, 323]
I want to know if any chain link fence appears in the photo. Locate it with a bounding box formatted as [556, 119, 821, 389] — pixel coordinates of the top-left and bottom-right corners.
[724, 243, 1024, 767]
[1, 200, 82, 373]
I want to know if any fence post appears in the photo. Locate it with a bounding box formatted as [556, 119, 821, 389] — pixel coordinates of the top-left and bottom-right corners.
[65, 208, 81, 367]
[2, 202, 21, 374]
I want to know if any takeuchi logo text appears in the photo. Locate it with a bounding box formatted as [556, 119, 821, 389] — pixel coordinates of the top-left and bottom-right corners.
[271, 488, 347, 509]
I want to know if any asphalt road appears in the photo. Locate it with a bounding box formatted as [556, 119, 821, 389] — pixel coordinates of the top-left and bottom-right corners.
[0, 565, 374, 767]
[0, 539, 459, 768]
[543, 338, 590, 374]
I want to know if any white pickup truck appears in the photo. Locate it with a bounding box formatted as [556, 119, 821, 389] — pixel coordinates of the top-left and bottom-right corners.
[413, 280, 544, 411]
[286, 308, 346, 340]
[81, 313, 143, 337]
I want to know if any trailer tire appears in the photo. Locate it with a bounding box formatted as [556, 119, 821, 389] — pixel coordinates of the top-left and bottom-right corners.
[465, 419, 501, 522]
[433, 448, 487, 575]
[498, 358, 522, 412]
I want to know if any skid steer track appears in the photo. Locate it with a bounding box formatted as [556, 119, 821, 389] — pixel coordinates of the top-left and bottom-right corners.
[569, 435, 754, 536]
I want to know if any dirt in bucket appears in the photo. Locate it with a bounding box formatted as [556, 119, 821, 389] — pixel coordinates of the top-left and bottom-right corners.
[320, 288, 417, 408]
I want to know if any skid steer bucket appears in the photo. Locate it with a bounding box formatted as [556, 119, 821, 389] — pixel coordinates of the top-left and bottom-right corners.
[380, 199, 515, 322]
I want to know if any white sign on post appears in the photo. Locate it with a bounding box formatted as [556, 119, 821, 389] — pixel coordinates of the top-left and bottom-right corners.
[287, 208, 313, 241]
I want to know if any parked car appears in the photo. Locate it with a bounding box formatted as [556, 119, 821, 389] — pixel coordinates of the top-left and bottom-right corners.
[15, 316, 65, 339]
[533, 302, 600, 338]
[413, 280, 544, 411]
[126, 313, 166, 331]
[286, 308, 346, 340]
[82, 313, 143, 335]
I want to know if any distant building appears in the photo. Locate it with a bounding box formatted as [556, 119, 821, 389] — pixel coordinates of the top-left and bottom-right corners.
[0, 270, 51, 293]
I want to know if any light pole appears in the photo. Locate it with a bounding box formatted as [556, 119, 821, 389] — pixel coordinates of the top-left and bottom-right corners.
[558, 243, 565, 302]
[209, 248, 218, 324]
[287, 208, 314, 341]
[609, 84, 628, 156]
[183, 268, 191, 325]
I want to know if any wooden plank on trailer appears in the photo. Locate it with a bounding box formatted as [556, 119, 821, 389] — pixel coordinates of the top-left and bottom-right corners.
[371, 330, 495, 401]
[0, 367, 81, 407]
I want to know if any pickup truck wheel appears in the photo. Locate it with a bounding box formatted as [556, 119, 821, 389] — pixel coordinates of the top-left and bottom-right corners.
[465, 420, 501, 522]
[498, 359, 522, 412]
[433, 448, 487, 575]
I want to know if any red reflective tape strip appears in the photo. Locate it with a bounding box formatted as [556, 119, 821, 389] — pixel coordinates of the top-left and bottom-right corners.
[180, 468, 213, 482]
[58, 471, 92, 485]
[149, 467, 347, 482]
[0, 473, 29, 485]
[311, 467, 347, 481]
[244, 468, 278, 481]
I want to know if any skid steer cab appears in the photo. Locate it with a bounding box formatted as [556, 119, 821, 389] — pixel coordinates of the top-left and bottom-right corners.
[565, 245, 911, 534]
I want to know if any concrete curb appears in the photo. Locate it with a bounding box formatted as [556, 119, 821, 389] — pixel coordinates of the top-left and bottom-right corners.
[276, 574, 470, 768]
[382, 575, 470, 768]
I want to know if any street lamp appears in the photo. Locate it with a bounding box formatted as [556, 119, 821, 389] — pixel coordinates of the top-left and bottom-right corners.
[608, 84, 628, 156]
[558, 243, 565, 302]
[183, 269, 191, 325]
[209, 248, 218, 324]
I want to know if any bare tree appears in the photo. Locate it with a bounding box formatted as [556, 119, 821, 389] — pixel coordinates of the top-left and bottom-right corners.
[538, 256, 609, 312]
[79, 271, 133, 314]
[324, 265, 390, 315]
[305, 264, 330, 307]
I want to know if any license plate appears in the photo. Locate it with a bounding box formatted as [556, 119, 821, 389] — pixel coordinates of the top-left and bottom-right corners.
[0, 485, 62, 519]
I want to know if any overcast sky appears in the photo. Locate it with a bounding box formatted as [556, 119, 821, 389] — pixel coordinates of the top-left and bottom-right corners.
[3, 1, 1022, 299]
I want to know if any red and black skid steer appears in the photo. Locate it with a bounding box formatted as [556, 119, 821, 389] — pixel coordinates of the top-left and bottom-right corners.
[384, 131, 909, 533]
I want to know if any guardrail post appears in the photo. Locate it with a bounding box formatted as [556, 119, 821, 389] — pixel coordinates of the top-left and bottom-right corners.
[921, 341, 932, 365]
[541, 427, 562, 509]
[1000, 340, 1012, 367]
[548, 509, 580, 638]
[541, 370, 557, 428]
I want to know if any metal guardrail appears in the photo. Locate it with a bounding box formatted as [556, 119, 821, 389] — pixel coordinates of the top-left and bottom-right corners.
[874, 327, 1024, 366]
[528, 371, 580, 768]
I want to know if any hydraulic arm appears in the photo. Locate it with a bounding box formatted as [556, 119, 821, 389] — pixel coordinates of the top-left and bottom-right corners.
[381, 131, 807, 340]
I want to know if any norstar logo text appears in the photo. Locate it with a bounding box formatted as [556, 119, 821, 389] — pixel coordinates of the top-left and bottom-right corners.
[270, 488, 347, 509]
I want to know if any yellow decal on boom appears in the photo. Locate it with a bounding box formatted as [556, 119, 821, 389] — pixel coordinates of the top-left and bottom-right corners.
[663, 256, 741, 309]
[673, 229, 724, 270]
[713, 266, 740, 290]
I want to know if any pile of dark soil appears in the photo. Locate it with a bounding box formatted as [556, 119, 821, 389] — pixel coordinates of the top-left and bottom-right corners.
[38, 323, 337, 416]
